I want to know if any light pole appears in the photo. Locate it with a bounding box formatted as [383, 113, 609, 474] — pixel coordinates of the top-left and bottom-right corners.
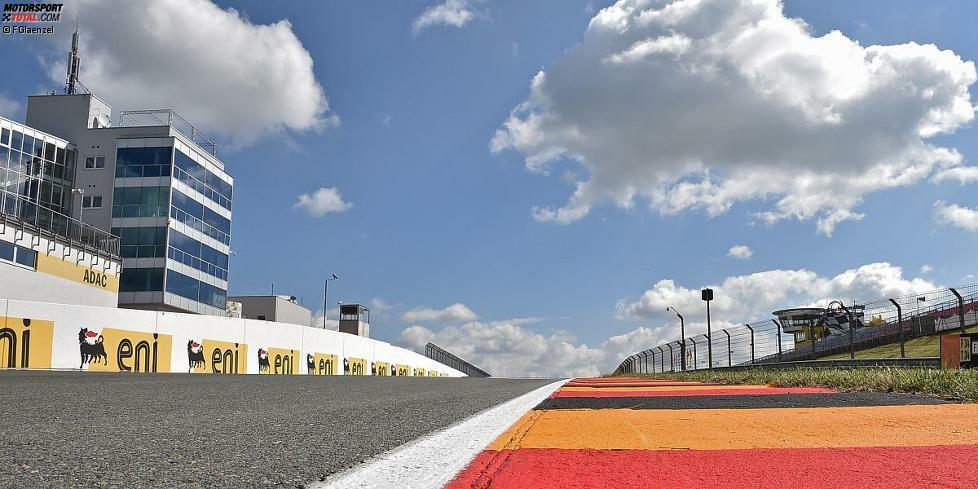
[702, 288, 714, 369]
[323, 273, 338, 329]
[71, 188, 85, 223]
[667, 306, 686, 371]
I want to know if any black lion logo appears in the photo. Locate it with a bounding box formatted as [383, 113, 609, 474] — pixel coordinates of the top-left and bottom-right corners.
[78, 328, 107, 368]
[188, 340, 205, 371]
[307, 353, 315, 374]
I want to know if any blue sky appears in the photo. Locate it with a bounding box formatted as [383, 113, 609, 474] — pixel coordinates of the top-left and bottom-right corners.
[1, 0, 977, 376]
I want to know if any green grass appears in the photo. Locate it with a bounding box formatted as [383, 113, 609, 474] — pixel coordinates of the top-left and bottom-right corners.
[820, 325, 978, 360]
[620, 367, 978, 402]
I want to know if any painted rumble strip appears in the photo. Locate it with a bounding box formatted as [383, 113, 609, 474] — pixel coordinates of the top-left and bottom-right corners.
[314, 379, 566, 489]
[445, 377, 978, 488]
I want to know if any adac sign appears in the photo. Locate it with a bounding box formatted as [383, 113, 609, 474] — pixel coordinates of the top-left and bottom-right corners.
[0, 316, 53, 369]
[36, 255, 119, 292]
[79, 327, 172, 373]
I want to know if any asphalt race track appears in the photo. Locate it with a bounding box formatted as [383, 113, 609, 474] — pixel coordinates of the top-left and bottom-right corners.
[0, 371, 552, 488]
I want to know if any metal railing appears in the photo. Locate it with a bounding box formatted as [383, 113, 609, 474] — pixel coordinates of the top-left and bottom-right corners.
[617, 285, 978, 374]
[425, 342, 491, 377]
[118, 108, 217, 157]
[0, 189, 120, 257]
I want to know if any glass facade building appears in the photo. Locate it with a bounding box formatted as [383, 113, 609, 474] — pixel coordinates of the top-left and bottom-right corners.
[112, 138, 233, 315]
[0, 119, 76, 216]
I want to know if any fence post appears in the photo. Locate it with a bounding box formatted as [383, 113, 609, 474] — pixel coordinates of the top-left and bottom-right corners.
[849, 302, 855, 360]
[745, 323, 755, 364]
[889, 298, 905, 358]
[689, 337, 697, 370]
[657, 346, 665, 373]
[809, 319, 816, 360]
[950, 288, 966, 335]
[667, 343, 674, 372]
[723, 330, 731, 366]
[772, 318, 783, 361]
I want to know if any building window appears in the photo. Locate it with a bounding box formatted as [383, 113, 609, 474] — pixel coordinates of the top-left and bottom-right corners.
[167, 229, 228, 280]
[166, 269, 227, 309]
[115, 147, 172, 178]
[82, 195, 103, 209]
[84, 156, 105, 169]
[0, 128, 9, 146]
[170, 189, 231, 245]
[119, 267, 164, 292]
[111, 186, 170, 218]
[112, 226, 167, 258]
[173, 149, 232, 210]
[0, 240, 37, 270]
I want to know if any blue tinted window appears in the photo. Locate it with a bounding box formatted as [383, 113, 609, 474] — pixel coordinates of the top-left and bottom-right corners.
[168, 229, 228, 279]
[166, 270, 226, 309]
[115, 147, 173, 180]
[0, 128, 8, 146]
[120, 267, 164, 292]
[9, 131, 22, 153]
[14, 246, 36, 268]
[0, 240, 13, 261]
[174, 149, 232, 207]
[21, 136, 34, 155]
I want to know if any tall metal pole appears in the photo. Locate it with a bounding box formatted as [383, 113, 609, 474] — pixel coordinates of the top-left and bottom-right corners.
[889, 299, 905, 358]
[772, 318, 783, 361]
[668, 307, 686, 371]
[703, 288, 714, 370]
[745, 323, 755, 364]
[723, 330, 731, 366]
[950, 288, 966, 335]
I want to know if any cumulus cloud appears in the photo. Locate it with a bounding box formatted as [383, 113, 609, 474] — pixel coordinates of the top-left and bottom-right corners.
[932, 166, 978, 185]
[0, 94, 20, 118]
[492, 0, 977, 235]
[934, 200, 978, 231]
[46, 0, 335, 146]
[399, 319, 669, 377]
[293, 187, 353, 217]
[413, 0, 476, 34]
[310, 308, 340, 330]
[727, 244, 753, 259]
[920, 264, 934, 274]
[401, 303, 479, 323]
[617, 262, 938, 332]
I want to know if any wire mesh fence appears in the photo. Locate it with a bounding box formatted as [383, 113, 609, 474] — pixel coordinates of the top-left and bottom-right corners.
[617, 284, 978, 374]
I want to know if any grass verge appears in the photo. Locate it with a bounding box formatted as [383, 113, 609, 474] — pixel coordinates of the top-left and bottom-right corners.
[620, 367, 978, 402]
[820, 325, 978, 360]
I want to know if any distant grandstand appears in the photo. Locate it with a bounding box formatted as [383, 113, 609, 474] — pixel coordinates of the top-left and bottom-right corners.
[425, 343, 491, 378]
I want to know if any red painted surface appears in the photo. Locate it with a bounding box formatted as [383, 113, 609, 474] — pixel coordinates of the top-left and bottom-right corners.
[446, 445, 978, 488]
[563, 381, 721, 388]
[552, 386, 836, 398]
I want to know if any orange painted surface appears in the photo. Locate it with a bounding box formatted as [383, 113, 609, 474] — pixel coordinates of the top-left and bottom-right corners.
[486, 404, 978, 451]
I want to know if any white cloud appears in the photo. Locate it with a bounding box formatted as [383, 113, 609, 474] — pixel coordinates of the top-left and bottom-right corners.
[934, 200, 978, 231]
[293, 187, 353, 217]
[617, 262, 938, 333]
[932, 166, 978, 185]
[47, 0, 334, 147]
[0, 94, 20, 117]
[727, 244, 753, 259]
[370, 298, 393, 312]
[920, 264, 934, 274]
[398, 319, 669, 377]
[401, 303, 479, 323]
[310, 308, 340, 330]
[413, 0, 476, 34]
[492, 0, 977, 235]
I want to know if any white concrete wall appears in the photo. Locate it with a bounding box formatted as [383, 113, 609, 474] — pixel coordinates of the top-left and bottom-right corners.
[0, 298, 463, 376]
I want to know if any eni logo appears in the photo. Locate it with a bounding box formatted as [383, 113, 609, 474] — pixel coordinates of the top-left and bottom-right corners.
[83, 269, 109, 288]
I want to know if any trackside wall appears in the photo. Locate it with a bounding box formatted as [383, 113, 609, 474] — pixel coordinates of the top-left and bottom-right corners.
[0, 299, 463, 376]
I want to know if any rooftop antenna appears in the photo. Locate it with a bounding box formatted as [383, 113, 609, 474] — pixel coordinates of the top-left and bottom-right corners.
[65, 20, 81, 95]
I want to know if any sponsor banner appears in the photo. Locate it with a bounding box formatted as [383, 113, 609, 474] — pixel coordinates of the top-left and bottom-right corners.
[345, 356, 368, 376]
[373, 360, 390, 376]
[306, 352, 338, 376]
[258, 347, 297, 375]
[413, 367, 427, 377]
[0, 315, 53, 368]
[35, 254, 119, 292]
[79, 327, 172, 373]
[394, 363, 411, 377]
[187, 339, 247, 374]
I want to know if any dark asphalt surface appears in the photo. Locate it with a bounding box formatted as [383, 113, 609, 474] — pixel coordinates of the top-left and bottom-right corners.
[0, 371, 553, 488]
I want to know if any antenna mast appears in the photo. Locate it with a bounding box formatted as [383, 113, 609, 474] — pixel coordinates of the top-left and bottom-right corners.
[65, 21, 80, 95]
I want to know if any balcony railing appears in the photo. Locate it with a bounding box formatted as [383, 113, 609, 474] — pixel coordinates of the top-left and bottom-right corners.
[0, 189, 120, 257]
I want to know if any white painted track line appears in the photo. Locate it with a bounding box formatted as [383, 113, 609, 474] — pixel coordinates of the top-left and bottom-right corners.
[313, 379, 567, 489]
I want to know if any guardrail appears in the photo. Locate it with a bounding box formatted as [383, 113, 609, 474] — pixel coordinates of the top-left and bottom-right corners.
[1, 189, 120, 257]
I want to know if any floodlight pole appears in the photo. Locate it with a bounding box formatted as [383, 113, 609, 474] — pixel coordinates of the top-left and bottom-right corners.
[702, 288, 714, 369]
